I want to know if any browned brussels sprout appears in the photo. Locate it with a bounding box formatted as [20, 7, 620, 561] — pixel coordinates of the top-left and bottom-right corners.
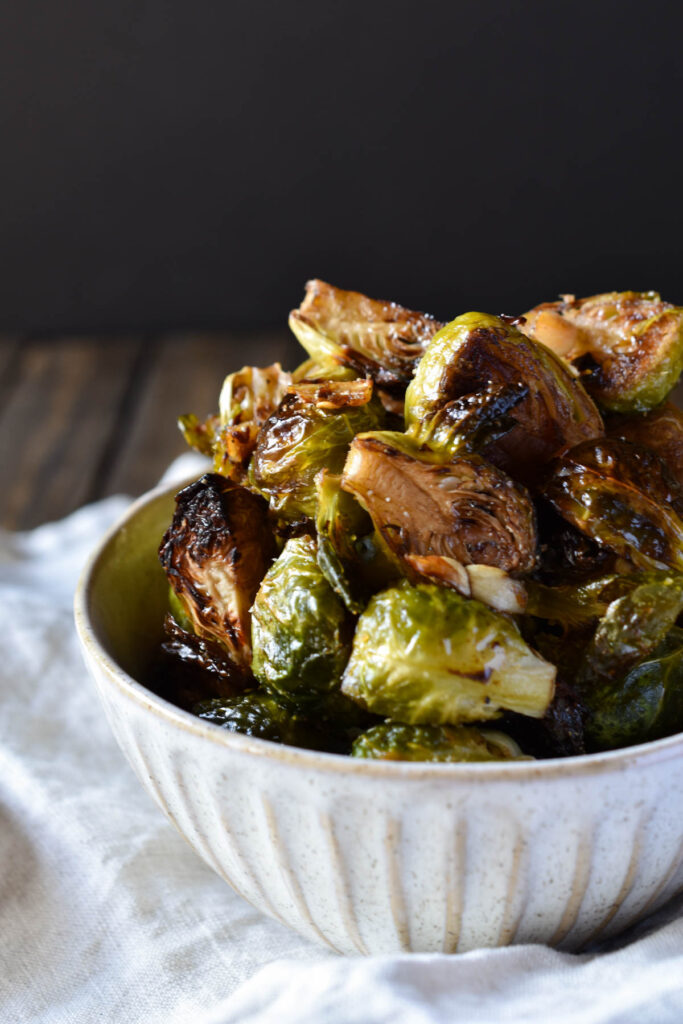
[543, 438, 683, 571]
[521, 291, 683, 413]
[341, 432, 538, 581]
[351, 722, 527, 762]
[342, 582, 555, 725]
[159, 474, 276, 669]
[607, 401, 683, 489]
[315, 470, 397, 613]
[584, 628, 683, 751]
[150, 614, 252, 711]
[404, 312, 603, 485]
[179, 363, 292, 482]
[249, 381, 385, 526]
[289, 279, 444, 393]
[408, 381, 529, 460]
[251, 535, 353, 701]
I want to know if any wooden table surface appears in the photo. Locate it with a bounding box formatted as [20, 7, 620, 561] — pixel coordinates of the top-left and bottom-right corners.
[0, 330, 299, 530]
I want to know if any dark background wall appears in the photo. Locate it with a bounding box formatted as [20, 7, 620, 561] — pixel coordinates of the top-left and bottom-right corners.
[1, 1, 682, 332]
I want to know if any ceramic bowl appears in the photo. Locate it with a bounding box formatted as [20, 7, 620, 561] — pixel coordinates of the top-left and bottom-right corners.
[74, 479, 683, 955]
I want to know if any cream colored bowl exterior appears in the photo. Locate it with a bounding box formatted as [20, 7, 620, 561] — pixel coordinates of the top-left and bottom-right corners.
[75, 481, 683, 955]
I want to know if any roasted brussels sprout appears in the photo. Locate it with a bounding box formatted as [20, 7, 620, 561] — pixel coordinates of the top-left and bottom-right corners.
[341, 432, 538, 581]
[251, 535, 352, 701]
[543, 438, 683, 571]
[351, 722, 526, 762]
[150, 614, 252, 711]
[342, 582, 555, 725]
[315, 469, 397, 613]
[289, 279, 444, 393]
[408, 381, 529, 460]
[179, 363, 292, 482]
[584, 628, 683, 751]
[194, 692, 325, 748]
[249, 382, 385, 525]
[607, 401, 683, 489]
[404, 312, 603, 485]
[159, 474, 276, 669]
[521, 291, 683, 413]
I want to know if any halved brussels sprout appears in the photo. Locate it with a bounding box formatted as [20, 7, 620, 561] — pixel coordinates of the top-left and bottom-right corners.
[179, 363, 292, 482]
[251, 535, 352, 701]
[543, 438, 683, 571]
[521, 291, 683, 413]
[607, 401, 683, 489]
[404, 312, 603, 484]
[342, 582, 556, 725]
[351, 722, 527, 762]
[289, 279, 444, 392]
[341, 432, 537, 578]
[159, 474, 276, 669]
[315, 469, 397, 613]
[584, 628, 683, 751]
[408, 381, 528, 460]
[249, 382, 385, 525]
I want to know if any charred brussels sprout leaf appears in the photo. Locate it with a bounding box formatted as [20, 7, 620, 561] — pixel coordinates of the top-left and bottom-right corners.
[342, 432, 538, 580]
[315, 469, 397, 613]
[607, 401, 683, 489]
[351, 722, 527, 762]
[289, 279, 444, 393]
[251, 535, 352, 701]
[249, 382, 385, 525]
[521, 291, 683, 413]
[543, 438, 683, 571]
[159, 474, 276, 670]
[404, 312, 603, 485]
[584, 628, 683, 751]
[342, 582, 555, 725]
[408, 381, 529, 460]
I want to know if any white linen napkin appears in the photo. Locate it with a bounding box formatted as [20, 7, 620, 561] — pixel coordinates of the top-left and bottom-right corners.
[1, 455, 683, 1024]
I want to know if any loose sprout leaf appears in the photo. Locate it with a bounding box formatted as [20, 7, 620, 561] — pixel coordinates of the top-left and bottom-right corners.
[351, 722, 527, 762]
[159, 474, 276, 670]
[521, 291, 683, 412]
[341, 432, 538, 577]
[178, 412, 219, 457]
[251, 535, 353, 701]
[249, 383, 385, 525]
[584, 627, 683, 751]
[341, 581, 556, 725]
[404, 312, 603, 485]
[543, 438, 683, 571]
[607, 401, 683, 489]
[289, 279, 444, 391]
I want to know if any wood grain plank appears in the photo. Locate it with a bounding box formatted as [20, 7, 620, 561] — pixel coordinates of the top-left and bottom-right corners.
[0, 336, 143, 529]
[103, 329, 297, 499]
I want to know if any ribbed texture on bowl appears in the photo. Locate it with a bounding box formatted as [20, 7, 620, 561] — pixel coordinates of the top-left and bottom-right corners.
[75, 481, 683, 955]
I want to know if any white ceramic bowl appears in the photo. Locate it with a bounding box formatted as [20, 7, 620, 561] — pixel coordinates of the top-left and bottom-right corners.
[74, 479, 683, 955]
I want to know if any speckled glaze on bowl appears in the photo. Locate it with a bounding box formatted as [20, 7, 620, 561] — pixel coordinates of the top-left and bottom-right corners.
[74, 479, 683, 955]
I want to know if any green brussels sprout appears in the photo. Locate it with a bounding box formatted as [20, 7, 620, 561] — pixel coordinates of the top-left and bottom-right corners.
[249, 381, 385, 525]
[584, 628, 683, 751]
[289, 279, 444, 392]
[351, 722, 527, 762]
[159, 474, 276, 670]
[341, 431, 538, 580]
[543, 438, 683, 571]
[404, 312, 603, 485]
[194, 692, 326, 749]
[342, 582, 555, 725]
[315, 469, 397, 614]
[251, 535, 352, 701]
[607, 401, 683, 489]
[522, 291, 683, 413]
[179, 363, 292, 482]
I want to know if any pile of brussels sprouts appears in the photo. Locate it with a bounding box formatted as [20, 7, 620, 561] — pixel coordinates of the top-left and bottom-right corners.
[155, 282, 683, 761]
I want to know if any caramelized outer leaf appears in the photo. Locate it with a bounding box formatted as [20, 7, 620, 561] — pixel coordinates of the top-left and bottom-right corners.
[522, 291, 683, 413]
[159, 474, 276, 669]
[289, 279, 444, 390]
[405, 312, 603, 485]
[543, 438, 683, 571]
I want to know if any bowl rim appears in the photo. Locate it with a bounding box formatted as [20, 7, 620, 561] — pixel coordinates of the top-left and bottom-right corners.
[74, 476, 683, 782]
